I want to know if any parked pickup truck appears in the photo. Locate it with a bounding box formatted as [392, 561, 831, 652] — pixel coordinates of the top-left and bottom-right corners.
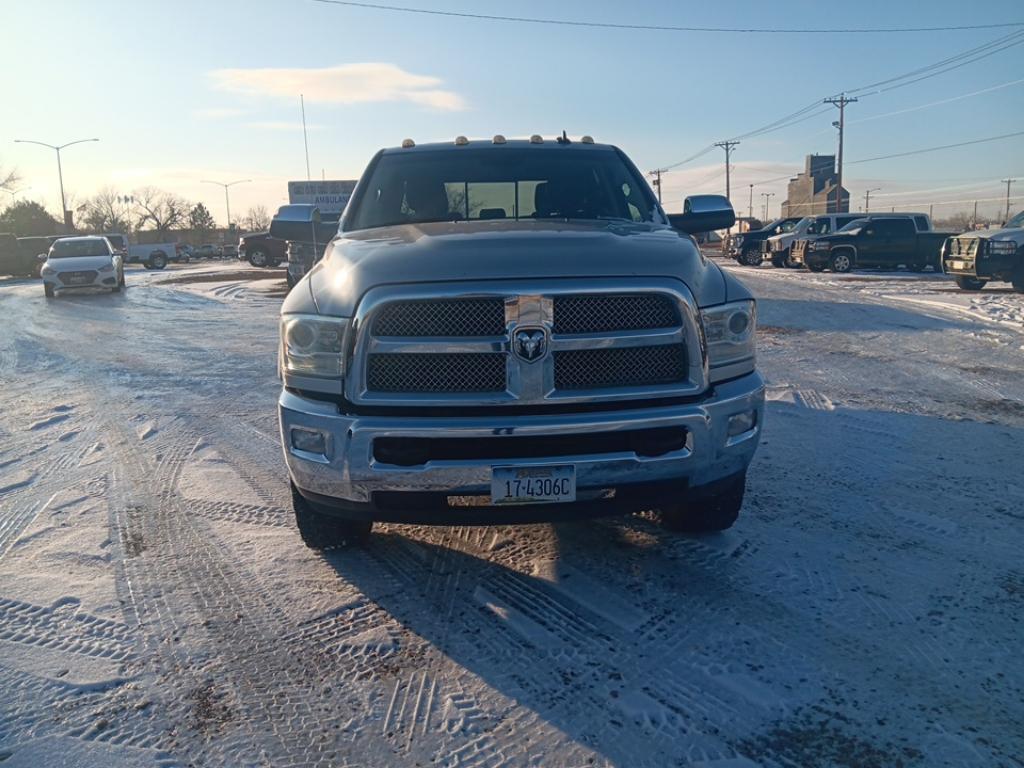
[127, 242, 186, 269]
[271, 135, 765, 548]
[804, 215, 951, 273]
[239, 231, 287, 268]
[942, 210, 1024, 292]
[728, 217, 801, 266]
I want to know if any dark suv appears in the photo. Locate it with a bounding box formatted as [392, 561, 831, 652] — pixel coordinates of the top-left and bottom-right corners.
[728, 217, 801, 266]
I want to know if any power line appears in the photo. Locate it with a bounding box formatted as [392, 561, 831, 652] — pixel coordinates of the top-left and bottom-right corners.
[846, 130, 1024, 165]
[310, 1, 1024, 33]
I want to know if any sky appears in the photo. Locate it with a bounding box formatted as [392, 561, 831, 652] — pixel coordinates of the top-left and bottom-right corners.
[2, 0, 1023, 225]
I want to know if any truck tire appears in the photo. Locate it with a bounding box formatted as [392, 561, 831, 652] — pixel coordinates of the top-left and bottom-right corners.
[268, 258, 281, 268]
[740, 248, 761, 267]
[1011, 265, 1024, 293]
[954, 276, 987, 291]
[770, 254, 786, 268]
[147, 251, 168, 270]
[248, 248, 269, 268]
[660, 472, 745, 534]
[292, 482, 371, 549]
[830, 249, 854, 273]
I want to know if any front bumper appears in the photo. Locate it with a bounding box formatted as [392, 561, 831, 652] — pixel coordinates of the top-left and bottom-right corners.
[44, 272, 118, 291]
[280, 371, 765, 523]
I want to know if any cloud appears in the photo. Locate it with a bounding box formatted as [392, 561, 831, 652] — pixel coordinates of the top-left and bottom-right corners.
[209, 63, 466, 111]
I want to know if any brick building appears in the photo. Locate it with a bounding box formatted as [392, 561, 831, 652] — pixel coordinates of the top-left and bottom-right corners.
[781, 154, 849, 216]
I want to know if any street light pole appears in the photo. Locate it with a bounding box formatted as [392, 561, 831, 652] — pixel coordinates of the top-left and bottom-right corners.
[748, 184, 753, 220]
[824, 95, 857, 213]
[1, 187, 30, 200]
[864, 187, 881, 213]
[13, 138, 99, 229]
[761, 192, 775, 222]
[201, 179, 252, 228]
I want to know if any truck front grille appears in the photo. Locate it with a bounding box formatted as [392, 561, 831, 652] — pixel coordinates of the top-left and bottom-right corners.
[552, 294, 678, 334]
[949, 237, 979, 256]
[355, 285, 700, 405]
[367, 353, 506, 393]
[374, 298, 506, 337]
[554, 345, 687, 390]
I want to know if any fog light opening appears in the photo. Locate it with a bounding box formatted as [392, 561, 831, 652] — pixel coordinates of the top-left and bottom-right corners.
[291, 427, 328, 456]
[727, 410, 757, 438]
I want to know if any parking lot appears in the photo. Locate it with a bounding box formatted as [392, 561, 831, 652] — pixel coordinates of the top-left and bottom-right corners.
[0, 261, 1022, 767]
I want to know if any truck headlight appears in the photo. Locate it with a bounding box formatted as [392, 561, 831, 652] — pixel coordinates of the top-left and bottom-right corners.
[280, 314, 347, 378]
[987, 241, 1016, 255]
[702, 300, 756, 382]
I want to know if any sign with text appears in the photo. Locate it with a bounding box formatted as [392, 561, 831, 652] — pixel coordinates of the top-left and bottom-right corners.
[287, 180, 357, 216]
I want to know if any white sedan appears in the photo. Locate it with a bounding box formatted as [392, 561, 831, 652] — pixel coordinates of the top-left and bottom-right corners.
[41, 236, 126, 298]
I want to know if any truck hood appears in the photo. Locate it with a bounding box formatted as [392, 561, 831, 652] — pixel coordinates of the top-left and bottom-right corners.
[955, 226, 1023, 242]
[301, 220, 731, 317]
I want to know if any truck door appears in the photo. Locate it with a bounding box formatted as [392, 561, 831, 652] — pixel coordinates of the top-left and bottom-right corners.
[885, 219, 917, 266]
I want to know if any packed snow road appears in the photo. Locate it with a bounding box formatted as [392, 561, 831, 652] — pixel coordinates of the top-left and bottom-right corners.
[0, 262, 1022, 768]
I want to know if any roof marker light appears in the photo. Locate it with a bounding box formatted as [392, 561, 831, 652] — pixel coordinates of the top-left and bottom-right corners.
[581, 135, 595, 144]
[492, 134, 507, 144]
[401, 138, 415, 148]
[455, 135, 469, 146]
[530, 134, 543, 144]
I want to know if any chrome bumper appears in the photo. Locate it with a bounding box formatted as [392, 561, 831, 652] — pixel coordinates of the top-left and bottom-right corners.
[280, 372, 765, 518]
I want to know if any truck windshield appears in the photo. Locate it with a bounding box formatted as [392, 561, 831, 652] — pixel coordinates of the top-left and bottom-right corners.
[1006, 210, 1024, 228]
[49, 239, 110, 258]
[348, 148, 657, 231]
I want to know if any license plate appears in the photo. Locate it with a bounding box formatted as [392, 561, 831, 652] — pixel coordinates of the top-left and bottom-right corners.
[66, 273, 89, 285]
[491, 465, 576, 505]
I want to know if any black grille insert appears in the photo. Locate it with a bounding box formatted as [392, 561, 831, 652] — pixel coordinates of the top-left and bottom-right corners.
[554, 345, 687, 390]
[374, 426, 688, 466]
[553, 294, 678, 334]
[374, 298, 506, 337]
[367, 353, 506, 393]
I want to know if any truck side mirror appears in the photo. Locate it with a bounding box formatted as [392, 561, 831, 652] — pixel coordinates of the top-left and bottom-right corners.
[668, 195, 736, 235]
[270, 204, 322, 242]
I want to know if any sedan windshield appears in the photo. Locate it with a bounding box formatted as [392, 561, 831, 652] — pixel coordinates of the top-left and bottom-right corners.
[49, 239, 111, 258]
[348, 148, 657, 231]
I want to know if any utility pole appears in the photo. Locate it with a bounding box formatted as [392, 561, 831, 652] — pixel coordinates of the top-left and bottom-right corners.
[301, 94, 311, 182]
[714, 140, 739, 236]
[864, 187, 880, 213]
[649, 169, 662, 204]
[761, 192, 775, 222]
[972, 200, 978, 227]
[1001, 178, 1016, 223]
[748, 184, 753, 220]
[824, 94, 857, 213]
[13, 137, 99, 230]
[201, 179, 252, 229]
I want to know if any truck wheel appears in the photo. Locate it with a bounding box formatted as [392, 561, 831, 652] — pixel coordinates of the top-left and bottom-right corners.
[148, 252, 168, 270]
[740, 249, 761, 267]
[660, 472, 746, 534]
[954, 276, 987, 291]
[830, 250, 853, 273]
[1012, 265, 1024, 293]
[268, 258, 281, 268]
[292, 482, 371, 549]
[770, 254, 786, 268]
[248, 249, 269, 268]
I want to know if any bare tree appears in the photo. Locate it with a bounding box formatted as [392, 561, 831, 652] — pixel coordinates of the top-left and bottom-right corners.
[133, 186, 190, 232]
[241, 204, 270, 231]
[936, 211, 973, 232]
[0, 159, 20, 191]
[81, 187, 130, 232]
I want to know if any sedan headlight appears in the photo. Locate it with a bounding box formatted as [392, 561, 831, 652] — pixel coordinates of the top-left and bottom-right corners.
[702, 300, 756, 382]
[987, 240, 1016, 255]
[98, 263, 115, 272]
[280, 314, 348, 379]
[40, 264, 57, 276]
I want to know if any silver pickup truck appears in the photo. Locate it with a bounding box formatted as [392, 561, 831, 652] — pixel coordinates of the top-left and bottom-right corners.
[271, 136, 765, 548]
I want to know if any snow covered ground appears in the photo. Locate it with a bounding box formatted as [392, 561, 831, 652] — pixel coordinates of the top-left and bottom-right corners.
[0, 260, 1022, 767]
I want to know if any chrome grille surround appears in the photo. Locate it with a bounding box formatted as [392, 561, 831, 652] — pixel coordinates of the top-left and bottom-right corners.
[347, 279, 709, 407]
[949, 237, 979, 257]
